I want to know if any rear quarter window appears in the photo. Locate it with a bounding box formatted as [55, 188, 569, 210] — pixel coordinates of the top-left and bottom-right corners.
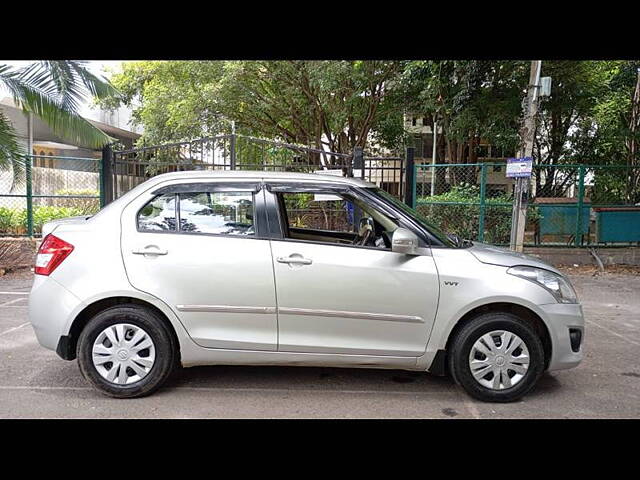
[137, 194, 177, 231]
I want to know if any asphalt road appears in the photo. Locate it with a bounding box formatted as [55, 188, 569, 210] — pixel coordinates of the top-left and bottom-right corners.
[1, 268, 639, 419]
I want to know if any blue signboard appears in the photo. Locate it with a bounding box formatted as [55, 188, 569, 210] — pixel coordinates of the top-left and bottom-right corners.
[506, 157, 533, 178]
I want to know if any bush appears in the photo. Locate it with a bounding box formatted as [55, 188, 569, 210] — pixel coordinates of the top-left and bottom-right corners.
[417, 183, 540, 245]
[32, 206, 86, 232]
[54, 188, 100, 215]
[0, 207, 20, 234]
[0, 204, 97, 235]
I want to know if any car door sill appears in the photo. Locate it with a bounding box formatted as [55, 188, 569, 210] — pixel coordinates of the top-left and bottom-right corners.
[181, 346, 420, 369]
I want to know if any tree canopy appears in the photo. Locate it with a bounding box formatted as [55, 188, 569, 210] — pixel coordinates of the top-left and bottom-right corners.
[103, 60, 640, 172]
[104, 60, 402, 154]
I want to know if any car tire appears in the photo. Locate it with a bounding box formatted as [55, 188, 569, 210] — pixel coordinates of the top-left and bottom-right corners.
[448, 312, 545, 403]
[77, 304, 175, 399]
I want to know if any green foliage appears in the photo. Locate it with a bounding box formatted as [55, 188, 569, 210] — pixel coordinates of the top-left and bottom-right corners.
[0, 111, 25, 187]
[397, 61, 529, 160]
[532, 61, 640, 199]
[417, 184, 540, 245]
[0, 204, 99, 235]
[54, 188, 99, 196]
[103, 60, 403, 154]
[0, 207, 18, 233]
[101, 60, 640, 200]
[103, 61, 226, 144]
[0, 61, 121, 185]
[0, 62, 121, 151]
[54, 188, 100, 214]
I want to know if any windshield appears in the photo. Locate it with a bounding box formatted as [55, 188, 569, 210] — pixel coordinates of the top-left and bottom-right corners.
[367, 187, 459, 248]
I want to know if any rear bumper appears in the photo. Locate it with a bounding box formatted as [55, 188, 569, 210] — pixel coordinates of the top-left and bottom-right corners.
[540, 303, 585, 371]
[28, 275, 84, 354]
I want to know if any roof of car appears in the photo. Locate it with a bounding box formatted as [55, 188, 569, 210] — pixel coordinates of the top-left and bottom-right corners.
[146, 169, 375, 188]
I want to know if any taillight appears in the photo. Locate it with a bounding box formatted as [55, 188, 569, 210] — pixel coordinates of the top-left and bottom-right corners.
[35, 234, 74, 276]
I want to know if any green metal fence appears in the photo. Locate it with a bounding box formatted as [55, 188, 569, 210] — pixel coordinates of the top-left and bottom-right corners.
[414, 163, 640, 247]
[0, 155, 102, 237]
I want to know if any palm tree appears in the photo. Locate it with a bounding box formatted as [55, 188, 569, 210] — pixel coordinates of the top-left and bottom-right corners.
[0, 61, 121, 182]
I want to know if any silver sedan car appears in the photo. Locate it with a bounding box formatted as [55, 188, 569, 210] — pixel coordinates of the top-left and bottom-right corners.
[29, 171, 584, 402]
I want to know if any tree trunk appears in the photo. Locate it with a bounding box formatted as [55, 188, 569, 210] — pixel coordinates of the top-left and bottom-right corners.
[465, 136, 478, 187]
[435, 133, 447, 194]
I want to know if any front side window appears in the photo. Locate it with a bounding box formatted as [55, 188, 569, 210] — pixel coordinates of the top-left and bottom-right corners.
[283, 192, 354, 233]
[366, 187, 458, 247]
[277, 190, 399, 249]
[137, 190, 254, 236]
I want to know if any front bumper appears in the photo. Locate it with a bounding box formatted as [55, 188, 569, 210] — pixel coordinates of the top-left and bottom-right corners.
[28, 275, 83, 352]
[540, 302, 585, 371]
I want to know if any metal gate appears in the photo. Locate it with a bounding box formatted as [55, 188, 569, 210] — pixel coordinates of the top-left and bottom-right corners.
[106, 134, 408, 202]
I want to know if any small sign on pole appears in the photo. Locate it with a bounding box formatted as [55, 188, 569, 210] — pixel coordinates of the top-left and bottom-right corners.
[506, 157, 533, 178]
[540, 76, 552, 97]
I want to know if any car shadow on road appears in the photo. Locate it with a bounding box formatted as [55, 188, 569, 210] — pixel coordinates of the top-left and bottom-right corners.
[164, 364, 458, 393]
[524, 372, 563, 398]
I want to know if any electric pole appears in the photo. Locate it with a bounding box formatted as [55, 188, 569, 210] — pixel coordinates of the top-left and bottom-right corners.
[430, 119, 437, 196]
[510, 60, 542, 252]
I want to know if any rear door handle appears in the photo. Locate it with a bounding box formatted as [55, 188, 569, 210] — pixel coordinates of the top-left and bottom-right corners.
[132, 246, 168, 256]
[277, 255, 312, 265]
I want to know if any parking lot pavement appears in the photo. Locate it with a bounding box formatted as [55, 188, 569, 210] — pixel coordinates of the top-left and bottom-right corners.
[1, 268, 639, 419]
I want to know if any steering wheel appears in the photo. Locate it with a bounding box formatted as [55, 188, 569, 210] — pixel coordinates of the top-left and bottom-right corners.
[354, 217, 374, 246]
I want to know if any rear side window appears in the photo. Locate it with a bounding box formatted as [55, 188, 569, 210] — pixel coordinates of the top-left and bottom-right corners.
[179, 192, 254, 235]
[137, 191, 255, 236]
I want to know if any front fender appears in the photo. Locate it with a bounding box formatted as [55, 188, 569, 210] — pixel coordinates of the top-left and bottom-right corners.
[418, 248, 558, 370]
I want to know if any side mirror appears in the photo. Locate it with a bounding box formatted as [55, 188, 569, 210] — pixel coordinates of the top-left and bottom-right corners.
[391, 227, 422, 255]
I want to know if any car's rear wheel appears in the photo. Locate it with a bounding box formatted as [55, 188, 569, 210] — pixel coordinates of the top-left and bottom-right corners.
[448, 312, 545, 403]
[77, 305, 175, 398]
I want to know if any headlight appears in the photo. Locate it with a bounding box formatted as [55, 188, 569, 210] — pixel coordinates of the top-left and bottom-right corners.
[507, 266, 578, 304]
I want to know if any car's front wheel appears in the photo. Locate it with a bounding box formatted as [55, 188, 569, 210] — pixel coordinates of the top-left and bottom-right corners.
[77, 305, 176, 398]
[448, 312, 545, 403]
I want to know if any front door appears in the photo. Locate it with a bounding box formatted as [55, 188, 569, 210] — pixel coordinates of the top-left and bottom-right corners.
[120, 180, 278, 351]
[267, 186, 440, 356]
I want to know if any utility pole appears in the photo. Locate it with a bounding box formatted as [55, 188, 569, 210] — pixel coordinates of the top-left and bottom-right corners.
[430, 119, 438, 196]
[510, 60, 542, 252]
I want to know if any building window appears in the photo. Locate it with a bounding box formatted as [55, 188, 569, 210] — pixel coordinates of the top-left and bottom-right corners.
[411, 117, 417, 127]
[32, 149, 56, 168]
[411, 135, 424, 158]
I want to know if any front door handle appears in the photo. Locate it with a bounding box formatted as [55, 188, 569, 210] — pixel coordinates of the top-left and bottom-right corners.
[277, 255, 312, 265]
[132, 246, 168, 256]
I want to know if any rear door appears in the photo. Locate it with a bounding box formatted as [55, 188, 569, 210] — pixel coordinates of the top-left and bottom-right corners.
[120, 180, 278, 351]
